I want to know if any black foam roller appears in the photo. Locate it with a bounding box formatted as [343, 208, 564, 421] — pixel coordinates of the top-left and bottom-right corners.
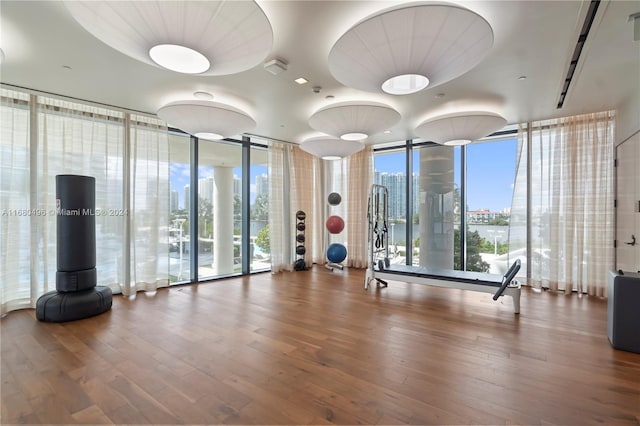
[56, 175, 96, 292]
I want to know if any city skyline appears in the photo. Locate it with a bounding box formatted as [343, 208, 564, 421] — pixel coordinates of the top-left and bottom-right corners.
[170, 138, 517, 213]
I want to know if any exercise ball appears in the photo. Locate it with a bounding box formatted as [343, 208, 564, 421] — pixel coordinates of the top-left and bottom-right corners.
[327, 243, 347, 263]
[296, 234, 305, 243]
[296, 210, 306, 220]
[328, 192, 342, 206]
[325, 215, 345, 234]
[297, 222, 306, 231]
[296, 245, 306, 255]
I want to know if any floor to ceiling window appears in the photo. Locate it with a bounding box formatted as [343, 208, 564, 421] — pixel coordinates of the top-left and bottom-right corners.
[465, 137, 518, 274]
[413, 143, 462, 269]
[168, 134, 270, 282]
[197, 139, 243, 279]
[373, 148, 408, 264]
[249, 144, 270, 271]
[374, 136, 517, 274]
[168, 132, 191, 283]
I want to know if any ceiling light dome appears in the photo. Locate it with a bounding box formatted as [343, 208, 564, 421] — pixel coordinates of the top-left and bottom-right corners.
[157, 101, 256, 139]
[308, 103, 401, 140]
[63, 1, 273, 75]
[329, 4, 493, 94]
[300, 137, 364, 160]
[414, 111, 507, 145]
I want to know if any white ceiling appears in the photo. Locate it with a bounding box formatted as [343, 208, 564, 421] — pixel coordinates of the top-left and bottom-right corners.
[1, 0, 639, 146]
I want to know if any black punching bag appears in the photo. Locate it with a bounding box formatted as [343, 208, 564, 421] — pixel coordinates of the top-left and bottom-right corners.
[56, 174, 97, 292]
[36, 174, 112, 322]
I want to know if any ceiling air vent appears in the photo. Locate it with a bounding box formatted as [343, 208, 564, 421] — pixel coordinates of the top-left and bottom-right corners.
[557, 0, 601, 109]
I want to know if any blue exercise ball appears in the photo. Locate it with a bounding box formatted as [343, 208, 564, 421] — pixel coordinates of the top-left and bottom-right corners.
[327, 243, 347, 263]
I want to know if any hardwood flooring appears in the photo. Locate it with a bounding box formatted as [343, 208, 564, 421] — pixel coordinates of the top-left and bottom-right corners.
[2, 266, 639, 425]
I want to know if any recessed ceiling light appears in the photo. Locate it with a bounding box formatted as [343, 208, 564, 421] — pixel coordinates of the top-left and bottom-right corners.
[341, 132, 368, 141]
[149, 44, 210, 74]
[62, 65, 72, 69]
[193, 91, 214, 100]
[382, 74, 429, 95]
[325, 95, 335, 100]
[294, 77, 308, 84]
[518, 75, 527, 80]
[383, 130, 392, 134]
[435, 93, 445, 98]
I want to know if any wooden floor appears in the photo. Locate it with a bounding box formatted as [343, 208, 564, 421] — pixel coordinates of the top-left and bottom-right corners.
[2, 266, 639, 425]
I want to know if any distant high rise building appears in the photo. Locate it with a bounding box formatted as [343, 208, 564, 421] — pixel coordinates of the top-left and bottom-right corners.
[412, 173, 419, 218]
[373, 171, 419, 220]
[198, 176, 214, 203]
[184, 184, 190, 212]
[170, 190, 179, 212]
[233, 175, 242, 197]
[256, 173, 269, 196]
[378, 172, 406, 219]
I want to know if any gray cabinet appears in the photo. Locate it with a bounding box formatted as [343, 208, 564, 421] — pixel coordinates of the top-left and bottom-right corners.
[607, 270, 640, 353]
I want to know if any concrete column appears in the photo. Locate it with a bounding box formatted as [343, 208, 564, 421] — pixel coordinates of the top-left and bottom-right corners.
[213, 166, 234, 275]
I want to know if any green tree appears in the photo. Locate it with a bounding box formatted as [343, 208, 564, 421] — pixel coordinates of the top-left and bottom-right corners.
[454, 228, 490, 272]
[233, 194, 242, 219]
[487, 216, 509, 226]
[251, 193, 269, 220]
[198, 196, 213, 237]
[255, 224, 270, 253]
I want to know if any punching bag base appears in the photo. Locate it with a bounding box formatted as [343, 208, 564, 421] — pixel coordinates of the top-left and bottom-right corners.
[36, 286, 112, 323]
[57, 268, 97, 292]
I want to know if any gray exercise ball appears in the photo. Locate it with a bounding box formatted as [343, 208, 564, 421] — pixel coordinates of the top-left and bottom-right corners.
[328, 192, 342, 206]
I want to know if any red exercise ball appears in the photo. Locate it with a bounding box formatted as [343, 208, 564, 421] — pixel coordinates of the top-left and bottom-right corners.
[325, 215, 345, 234]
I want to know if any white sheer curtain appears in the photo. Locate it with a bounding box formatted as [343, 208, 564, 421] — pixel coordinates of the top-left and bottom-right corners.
[0, 90, 32, 313]
[267, 142, 373, 272]
[510, 111, 614, 296]
[268, 142, 293, 272]
[268, 142, 325, 272]
[38, 97, 126, 296]
[0, 89, 170, 313]
[291, 145, 324, 266]
[345, 146, 373, 268]
[125, 115, 170, 295]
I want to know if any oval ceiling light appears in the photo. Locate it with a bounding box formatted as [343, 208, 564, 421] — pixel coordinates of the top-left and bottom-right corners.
[414, 111, 507, 146]
[299, 137, 365, 160]
[382, 74, 430, 95]
[157, 100, 256, 139]
[308, 103, 401, 141]
[63, 1, 273, 75]
[328, 4, 493, 94]
[341, 132, 368, 141]
[149, 44, 210, 74]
